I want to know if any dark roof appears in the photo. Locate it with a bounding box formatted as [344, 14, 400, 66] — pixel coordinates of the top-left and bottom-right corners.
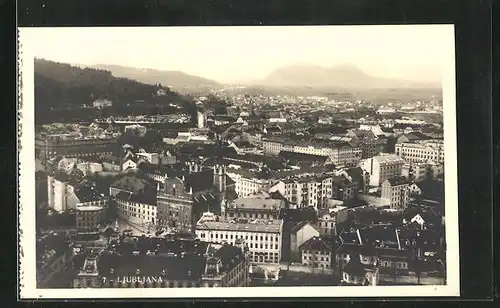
[212, 244, 245, 272]
[111, 175, 153, 193]
[278, 150, 329, 164]
[406, 131, 432, 141]
[232, 141, 254, 148]
[342, 257, 367, 277]
[345, 167, 366, 184]
[299, 236, 332, 252]
[185, 170, 215, 193]
[115, 190, 157, 205]
[74, 184, 103, 203]
[336, 243, 411, 259]
[265, 126, 282, 133]
[291, 221, 314, 233]
[385, 176, 409, 186]
[97, 253, 206, 281]
[393, 123, 423, 130]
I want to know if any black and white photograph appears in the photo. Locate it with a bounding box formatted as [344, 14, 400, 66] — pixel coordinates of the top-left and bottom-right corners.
[18, 25, 459, 298]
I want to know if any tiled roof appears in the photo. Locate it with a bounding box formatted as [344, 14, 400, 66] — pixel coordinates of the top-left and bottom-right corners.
[371, 154, 405, 165]
[97, 253, 206, 281]
[197, 220, 281, 233]
[299, 236, 332, 252]
[385, 176, 409, 186]
[230, 198, 284, 211]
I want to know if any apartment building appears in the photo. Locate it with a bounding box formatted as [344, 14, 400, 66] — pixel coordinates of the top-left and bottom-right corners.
[225, 167, 272, 197]
[381, 176, 410, 210]
[225, 194, 284, 221]
[360, 154, 406, 187]
[196, 219, 283, 264]
[299, 236, 334, 270]
[395, 141, 445, 164]
[273, 174, 333, 210]
[262, 137, 361, 167]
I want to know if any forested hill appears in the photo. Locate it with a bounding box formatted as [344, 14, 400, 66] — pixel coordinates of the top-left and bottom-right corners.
[34, 59, 197, 123]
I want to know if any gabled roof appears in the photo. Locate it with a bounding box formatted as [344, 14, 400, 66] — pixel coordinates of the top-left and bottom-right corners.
[291, 221, 315, 234]
[384, 176, 409, 186]
[299, 236, 332, 252]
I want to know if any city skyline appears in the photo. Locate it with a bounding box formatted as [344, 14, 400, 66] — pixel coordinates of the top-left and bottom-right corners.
[27, 25, 453, 84]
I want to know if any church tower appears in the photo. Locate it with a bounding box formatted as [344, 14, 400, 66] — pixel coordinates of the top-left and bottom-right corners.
[213, 164, 226, 194]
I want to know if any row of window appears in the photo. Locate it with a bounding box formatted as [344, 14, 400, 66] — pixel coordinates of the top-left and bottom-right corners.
[200, 233, 280, 243]
[228, 212, 276, 220]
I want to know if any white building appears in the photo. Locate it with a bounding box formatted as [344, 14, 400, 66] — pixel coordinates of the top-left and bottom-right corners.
[395, 141, 445, 164]
[115, 191, 158, 230]
[225, 167, 272, 197]
[196, 220, 283, 264]
[360, 154, 406, 187]
[93, 99, 112, 108]
[271, 174, 333, 210]
[299, 236, 334, 270]
[381, 176, 410, 210]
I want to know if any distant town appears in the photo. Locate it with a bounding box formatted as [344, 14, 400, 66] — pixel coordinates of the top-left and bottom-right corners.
[35, 59, 446, 289]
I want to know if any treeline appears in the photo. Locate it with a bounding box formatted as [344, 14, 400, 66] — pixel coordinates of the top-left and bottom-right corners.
[34, 59, 197, 124]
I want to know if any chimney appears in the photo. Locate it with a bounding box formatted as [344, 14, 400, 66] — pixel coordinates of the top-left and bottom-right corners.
[395, 229, 401, 250]
[356, 229, 363, 245]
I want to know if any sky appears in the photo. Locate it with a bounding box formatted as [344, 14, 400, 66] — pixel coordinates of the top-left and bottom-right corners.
[22, 25, 455, 84]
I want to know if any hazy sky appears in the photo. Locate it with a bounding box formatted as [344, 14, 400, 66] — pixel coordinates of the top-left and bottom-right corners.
[23, 25, 454, 84]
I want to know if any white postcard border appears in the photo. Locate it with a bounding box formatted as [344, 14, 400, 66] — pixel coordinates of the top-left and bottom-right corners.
[18, 25, 460, 299]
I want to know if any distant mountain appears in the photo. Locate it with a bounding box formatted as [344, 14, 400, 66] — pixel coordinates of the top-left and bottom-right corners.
[82, 64, 221, 91]
[257, 64, 439, 89]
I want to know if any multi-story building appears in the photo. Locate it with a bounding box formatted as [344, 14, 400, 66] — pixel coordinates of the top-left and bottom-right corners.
[225, 167, 272, 197]
[289, 221, 320, 262]
[299, 236, 334, 270]
[35, 134, 119, 160]
[225, 194, 284, 221]
[196, 219, 283, 264]
[76, 205, 105, 234]
[360, 154, 406, 187]
[381, 176, 410, 210]
[36, 234, 74, 287]
[73, 240, 250, 288]
[273, 174, 333, 210]
[401, 163, 429, 182]
[115, 191, 158, 232]
[156, 165, 230, 233]
[47, 167, 105, 213]
[395, 141, 445, 164]
[346, 130, 387, 159]
[331, 172, 355, 202]
[262, 137, 361, 167]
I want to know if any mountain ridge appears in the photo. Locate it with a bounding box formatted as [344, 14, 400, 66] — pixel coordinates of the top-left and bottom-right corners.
[80, 64, 220, 91]
[257, 63, 440, 89]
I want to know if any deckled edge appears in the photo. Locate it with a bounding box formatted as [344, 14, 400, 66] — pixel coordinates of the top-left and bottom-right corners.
[17, 29, 25, 299]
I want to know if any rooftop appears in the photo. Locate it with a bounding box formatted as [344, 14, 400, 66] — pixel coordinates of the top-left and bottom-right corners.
[384, 176, 409, 186]
[370, 154, 405, 165]
[197, 220, 282, 233]
[229, 197, 284, 212]
[299, 236, 332, 252]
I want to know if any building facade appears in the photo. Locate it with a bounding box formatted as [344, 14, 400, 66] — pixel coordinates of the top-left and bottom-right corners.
[381, 176, 410, 210]
[76, 206, 105, 234]
[360, 154, 406, 187]
[36, 135, 119, 160]
[299, 236, 334, 270]
[395, 141, 445, 164]
[196, 220, 283, 264]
